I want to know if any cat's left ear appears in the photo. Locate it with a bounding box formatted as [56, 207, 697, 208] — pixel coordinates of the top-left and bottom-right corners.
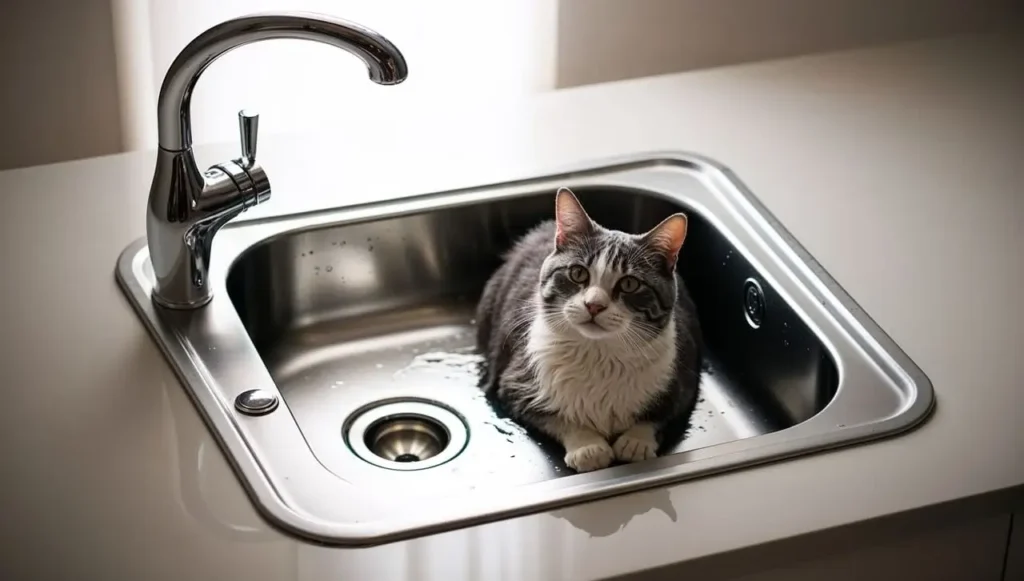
[641, 213, 688, 269]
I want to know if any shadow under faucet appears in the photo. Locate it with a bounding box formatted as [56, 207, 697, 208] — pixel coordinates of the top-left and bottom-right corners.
[146, 12, 408, 310]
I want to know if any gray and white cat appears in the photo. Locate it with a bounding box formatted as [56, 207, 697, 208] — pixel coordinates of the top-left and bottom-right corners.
[475, 187, 703, 472]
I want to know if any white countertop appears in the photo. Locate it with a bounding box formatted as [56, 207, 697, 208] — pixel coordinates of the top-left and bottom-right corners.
[0, 32, 1022, 580]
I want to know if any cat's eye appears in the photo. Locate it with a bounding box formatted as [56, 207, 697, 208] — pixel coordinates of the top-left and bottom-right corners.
[568, 265, 589, 284]
[618, 275, 641, 293]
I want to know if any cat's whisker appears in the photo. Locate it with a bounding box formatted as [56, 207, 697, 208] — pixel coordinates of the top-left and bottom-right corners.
[499, 299, 572, 352]
[622, 327, 653, 354]
[620, 327, 659, 365]
[630, 319, 670, 338]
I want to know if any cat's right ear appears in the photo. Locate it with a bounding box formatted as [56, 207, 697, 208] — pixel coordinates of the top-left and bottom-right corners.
[554, 187, 593, 248]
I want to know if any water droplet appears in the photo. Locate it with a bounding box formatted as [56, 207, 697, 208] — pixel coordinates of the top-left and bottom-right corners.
[341, 241, 347, 246]
[301, 253, 306, 257]
[368, 245, 374, 251]
[488, 422, 514, 436]
[326, 266, 333, 272]
[309, 250, 314, 255]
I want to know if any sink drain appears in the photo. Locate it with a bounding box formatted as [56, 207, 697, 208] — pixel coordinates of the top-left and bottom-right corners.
[368, 416, 448, 463]
[743, 277, 766, 329]
[345, 400, 468, 471]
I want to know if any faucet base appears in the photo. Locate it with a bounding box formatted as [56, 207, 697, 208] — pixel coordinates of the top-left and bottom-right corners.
[151, 290, 214, 310]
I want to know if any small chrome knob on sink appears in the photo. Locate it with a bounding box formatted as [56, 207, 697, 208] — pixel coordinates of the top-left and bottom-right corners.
[235, 389, 279, 416]
[146, 12, 408, 310]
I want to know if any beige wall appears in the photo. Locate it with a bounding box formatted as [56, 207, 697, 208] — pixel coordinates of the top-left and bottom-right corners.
[556, 0, 1024, 87]
[0, 0, 123, 170]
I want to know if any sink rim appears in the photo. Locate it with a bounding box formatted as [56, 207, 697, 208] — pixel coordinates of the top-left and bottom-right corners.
[115, 150, 935, 546]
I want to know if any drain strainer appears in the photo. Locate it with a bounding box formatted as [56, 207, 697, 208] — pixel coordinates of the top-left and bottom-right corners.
[345, 400, 468, 471]
[743, 277, 766, 329]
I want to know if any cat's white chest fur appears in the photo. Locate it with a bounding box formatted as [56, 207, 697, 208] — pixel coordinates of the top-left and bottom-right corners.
[526, 316, 677, 437]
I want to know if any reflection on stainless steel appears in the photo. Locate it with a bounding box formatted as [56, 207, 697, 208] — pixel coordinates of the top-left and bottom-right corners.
[116, 152, 935, 546]
[162, 384, 277, 543]
[369, 419, 445, 462]
[145, 12, 408, 309]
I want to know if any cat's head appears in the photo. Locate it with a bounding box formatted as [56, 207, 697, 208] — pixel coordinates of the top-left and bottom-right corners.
[538, 187, 688, 341]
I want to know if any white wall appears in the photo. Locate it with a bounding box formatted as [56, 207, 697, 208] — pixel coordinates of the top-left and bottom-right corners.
[138, 0, 558, 151]
[0, 0, 123, 170]
[3, 0, 1021, 170]
[556, 0, 1024, 87]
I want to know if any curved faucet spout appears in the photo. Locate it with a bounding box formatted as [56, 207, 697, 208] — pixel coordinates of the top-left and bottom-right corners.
[146, 12, 408, 310]
[157, 12, 409, 152]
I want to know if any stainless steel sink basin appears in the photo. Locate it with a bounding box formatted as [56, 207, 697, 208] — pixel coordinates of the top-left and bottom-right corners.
[116, 152, 934, 546]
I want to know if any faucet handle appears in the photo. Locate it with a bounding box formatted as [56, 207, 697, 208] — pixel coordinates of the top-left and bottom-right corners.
[238, 109, 259, 168]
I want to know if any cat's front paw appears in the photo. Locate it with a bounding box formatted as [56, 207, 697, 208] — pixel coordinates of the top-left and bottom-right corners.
[612, 427, 658, 463]
[564, 441, 614, 473]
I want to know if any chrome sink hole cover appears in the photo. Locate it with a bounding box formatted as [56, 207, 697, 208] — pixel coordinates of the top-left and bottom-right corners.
[370, 417, 446, 463]
[345, 400, 468, 471]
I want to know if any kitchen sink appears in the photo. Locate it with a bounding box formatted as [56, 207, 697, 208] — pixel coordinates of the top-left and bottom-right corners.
[116, 152, 934, 546]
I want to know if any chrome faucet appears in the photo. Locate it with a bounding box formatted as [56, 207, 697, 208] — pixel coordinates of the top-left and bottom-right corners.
[146, 12, 408, 309]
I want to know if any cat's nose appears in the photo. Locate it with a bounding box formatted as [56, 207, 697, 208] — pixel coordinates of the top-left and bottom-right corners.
[585, 301, 607, 316]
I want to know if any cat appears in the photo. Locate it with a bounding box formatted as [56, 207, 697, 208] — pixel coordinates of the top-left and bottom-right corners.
[475, 187, 703, 473]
